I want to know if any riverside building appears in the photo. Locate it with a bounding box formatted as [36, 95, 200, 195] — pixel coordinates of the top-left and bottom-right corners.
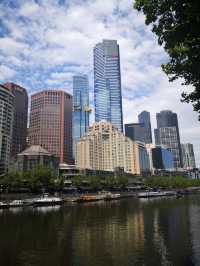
[3, 82, 28, 158]
[94, 40, 123, 132]
[28, 90, 73, 164]
[0, 85, 14, 174]
[75, 121, 150, 175]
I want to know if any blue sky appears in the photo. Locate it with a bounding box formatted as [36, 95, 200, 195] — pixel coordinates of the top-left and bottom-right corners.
[0, 0, 199, 166]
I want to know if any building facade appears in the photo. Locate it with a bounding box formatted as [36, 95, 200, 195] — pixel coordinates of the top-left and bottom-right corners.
[3, 82, 28, 158]
[28, 90, 73, 164]
[76, 121, 150, 175]
[0, 85, 14, 174]
[154, 110, 182, 168]
[94, 40, 123, 132]
[152, 146, 173, 170]
[138, 111, 152, 143]
[125, 123, 146, 143]
[181, 143, 196, 170]
[17, 145, 59, 173]
[73, 75, 90, 156]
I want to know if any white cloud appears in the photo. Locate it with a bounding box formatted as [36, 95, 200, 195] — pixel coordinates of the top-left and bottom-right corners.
[0, 65, 16, 80]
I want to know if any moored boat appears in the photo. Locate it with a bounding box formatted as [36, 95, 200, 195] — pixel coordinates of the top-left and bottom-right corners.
[138, 191, 176, 198]
[0, 201, 9, 209]
[76, 194, 105, 203]
[33, 195, 63, 206]
[105, 192, 121, 200]
[9, 200, 25, 208]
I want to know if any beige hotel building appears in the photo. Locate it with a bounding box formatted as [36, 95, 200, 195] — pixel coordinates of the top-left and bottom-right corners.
[76, 121, 149, 175]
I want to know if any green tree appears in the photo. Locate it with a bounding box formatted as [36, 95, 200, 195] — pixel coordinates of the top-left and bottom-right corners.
[134, 0, 200, 119]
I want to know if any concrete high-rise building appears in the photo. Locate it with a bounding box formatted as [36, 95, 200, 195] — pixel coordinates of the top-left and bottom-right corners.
[28, 90, 73, 163]
[94, 39, 123, 132]
[3, 82, 28, 158]
[73, 75, 90, 156]
[0, 85, 14, 174]
[76, 121, 150, 175]
[155, 110, 182, 168]
[181, 143, 196, 170]
[138, 111, 152, 143]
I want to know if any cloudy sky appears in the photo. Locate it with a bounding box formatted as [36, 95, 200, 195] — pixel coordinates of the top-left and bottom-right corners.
[0, 0, 199, 166]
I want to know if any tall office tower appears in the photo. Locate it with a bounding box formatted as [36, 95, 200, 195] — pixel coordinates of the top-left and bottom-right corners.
[138, 111, 152, 143]
[73, 75, 90, 156]
[29, 90, 73, 164]
[125, 123, 146, 143]
[155, 110, 182, 168]
[94, 39, 123, 132]
[0, 85, 14, 174]
[181, 143, 196, 169]
[3, 82, 28, 158]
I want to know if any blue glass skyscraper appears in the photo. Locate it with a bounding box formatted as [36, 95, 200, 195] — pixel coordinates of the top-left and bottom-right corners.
[94, 40, 123, 132]
[73, 75, 90, 155]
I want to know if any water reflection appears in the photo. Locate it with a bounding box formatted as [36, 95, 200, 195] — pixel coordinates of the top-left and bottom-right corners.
[33, 205, 61, 213]
[0, 196, 200, 265]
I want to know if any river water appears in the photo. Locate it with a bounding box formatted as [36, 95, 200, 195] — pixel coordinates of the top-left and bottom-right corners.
[0, 195, 200, 266]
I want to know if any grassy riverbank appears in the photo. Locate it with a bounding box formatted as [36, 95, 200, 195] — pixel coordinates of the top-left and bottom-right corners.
[145, 176, 200, 189]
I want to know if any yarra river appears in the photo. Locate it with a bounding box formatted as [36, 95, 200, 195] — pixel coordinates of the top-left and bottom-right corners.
[0, 195, 200, 266]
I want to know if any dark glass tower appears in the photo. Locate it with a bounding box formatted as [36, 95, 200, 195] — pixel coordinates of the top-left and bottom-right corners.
[73, 75, 90, 155]
[155, 110, 182, 168]
[3, 82, 28, 158]
[138, 111, 152, 143]
[94, 39, 123, 132]
[125, 123, 146, 143]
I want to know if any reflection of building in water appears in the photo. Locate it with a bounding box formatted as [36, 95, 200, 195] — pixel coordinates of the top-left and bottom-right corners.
[143, 199, 194, 265]
[188, 205, 200, 265]
[72, 205, 145, 264]
[153, 209, 170, 265]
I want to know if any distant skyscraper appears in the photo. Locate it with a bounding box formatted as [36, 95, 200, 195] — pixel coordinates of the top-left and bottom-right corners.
[94, 39, 123, 132]
[0, 85, 14, 174]
[152, 146, 173, 170]
[3, 82, 28, 158]
[29, 90, 73, 163]
[73, 75, 90, 156]
[125, 123, 146, 143]
[181, 143, 196, 169]
[155, 110, 182, 168]
[138, 111, 152, 143]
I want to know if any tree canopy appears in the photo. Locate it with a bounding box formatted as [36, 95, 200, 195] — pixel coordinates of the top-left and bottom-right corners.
[134, 0, 200, 119]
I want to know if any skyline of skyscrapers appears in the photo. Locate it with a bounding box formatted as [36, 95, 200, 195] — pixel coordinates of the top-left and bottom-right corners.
[73, 75, 90, 157]
[0, 38, 198, 172]
[154, 110, 182, 169]
[3, 82, 28, 159]
[28, 90, 73, 164]
[94, 39, 123, 132]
